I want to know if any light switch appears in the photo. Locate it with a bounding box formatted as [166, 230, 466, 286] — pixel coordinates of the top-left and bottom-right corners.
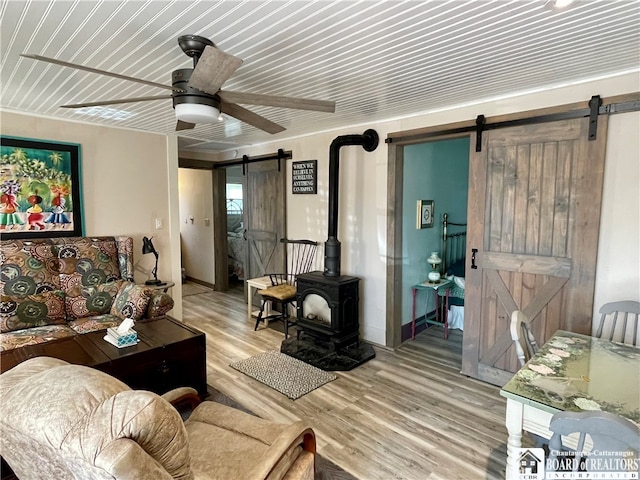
[204, 218, 210, 226]
[155, 218, 164, 229]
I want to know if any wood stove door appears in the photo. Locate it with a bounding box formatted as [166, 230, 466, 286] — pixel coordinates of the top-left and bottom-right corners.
[243, 158, 287, 285]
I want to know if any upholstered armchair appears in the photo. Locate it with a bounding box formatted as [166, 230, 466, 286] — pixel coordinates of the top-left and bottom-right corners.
[0, 357, 315, 480]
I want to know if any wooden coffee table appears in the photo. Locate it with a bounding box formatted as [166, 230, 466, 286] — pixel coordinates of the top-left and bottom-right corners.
[0, 316, 207, 397]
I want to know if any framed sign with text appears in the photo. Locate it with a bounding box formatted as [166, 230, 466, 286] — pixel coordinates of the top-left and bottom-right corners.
[292, 160, 317, 194]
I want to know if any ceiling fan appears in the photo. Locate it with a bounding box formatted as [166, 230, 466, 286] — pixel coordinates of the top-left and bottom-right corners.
[21, 35, 336, 134]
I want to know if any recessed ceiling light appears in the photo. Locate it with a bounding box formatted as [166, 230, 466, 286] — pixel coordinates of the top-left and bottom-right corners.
[548, 0, 577, 9]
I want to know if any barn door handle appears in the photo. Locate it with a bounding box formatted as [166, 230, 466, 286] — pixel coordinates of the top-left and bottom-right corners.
[471, 248, 478, 269]
[243, 229, 247, 241]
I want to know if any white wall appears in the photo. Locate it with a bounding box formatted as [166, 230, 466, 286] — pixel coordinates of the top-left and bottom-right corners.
[218, 72, 640, 346]
[593, 111, 640, 332]
[0, 110, 182, 316]
[178, 168, 215, 284]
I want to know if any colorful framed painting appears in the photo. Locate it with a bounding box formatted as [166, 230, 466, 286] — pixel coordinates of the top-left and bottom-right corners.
[0, 136, 83, 239]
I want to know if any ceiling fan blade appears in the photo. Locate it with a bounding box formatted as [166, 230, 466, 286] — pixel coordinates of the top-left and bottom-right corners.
[176, 120, 196, 131]
[221, 102, 285, 134]
[219, 91, 335, 113]
[21, 54, 175, 91]
[60, 95, 172, 109]
[188, 46, 243, 95]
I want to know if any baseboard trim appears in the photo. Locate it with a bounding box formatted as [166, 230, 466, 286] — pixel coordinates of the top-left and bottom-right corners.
[185, 277, 215, 290]
[401, 312, 437, 342]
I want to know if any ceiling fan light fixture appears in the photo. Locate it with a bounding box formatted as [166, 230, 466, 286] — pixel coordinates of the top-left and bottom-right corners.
[174, 103, 220, 124]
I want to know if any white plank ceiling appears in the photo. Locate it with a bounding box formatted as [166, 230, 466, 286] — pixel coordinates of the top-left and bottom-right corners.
[1, 0, 638, 154]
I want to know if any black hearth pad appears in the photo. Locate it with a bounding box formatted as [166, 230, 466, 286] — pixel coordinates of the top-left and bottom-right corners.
[281, 336, 375, 371]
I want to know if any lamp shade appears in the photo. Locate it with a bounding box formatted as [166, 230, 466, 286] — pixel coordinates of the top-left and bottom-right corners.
[142, 236, 157, 255]
[175, 103, 220, 124]
[427, 252, 442, 267]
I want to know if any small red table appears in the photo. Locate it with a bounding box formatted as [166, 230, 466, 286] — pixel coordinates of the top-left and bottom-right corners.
[411, 279, 453, 340]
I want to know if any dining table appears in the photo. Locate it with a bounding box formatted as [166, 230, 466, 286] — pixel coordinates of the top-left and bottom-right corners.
[500, 329, 640, 479]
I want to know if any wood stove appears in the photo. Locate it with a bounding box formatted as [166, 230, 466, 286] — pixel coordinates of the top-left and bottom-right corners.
[287, 129, 378, 360]
[296, 271, 360, 350]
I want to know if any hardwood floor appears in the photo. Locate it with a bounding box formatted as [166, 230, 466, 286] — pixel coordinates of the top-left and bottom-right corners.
[181, 283, 511, 480]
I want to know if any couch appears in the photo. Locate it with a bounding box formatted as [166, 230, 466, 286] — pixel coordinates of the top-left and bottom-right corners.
[0, 357, 316, 480]
[0, 236, 174, 352]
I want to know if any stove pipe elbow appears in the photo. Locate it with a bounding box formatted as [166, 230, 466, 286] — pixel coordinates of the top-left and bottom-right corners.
[324, 129, 379, 277]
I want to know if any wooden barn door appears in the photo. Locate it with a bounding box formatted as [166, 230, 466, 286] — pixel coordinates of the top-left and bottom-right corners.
[462, 116, 608, 386]
[243, 159, 286, 282]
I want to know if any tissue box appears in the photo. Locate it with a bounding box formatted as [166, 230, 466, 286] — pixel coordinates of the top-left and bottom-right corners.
[106, 327, 138, 347]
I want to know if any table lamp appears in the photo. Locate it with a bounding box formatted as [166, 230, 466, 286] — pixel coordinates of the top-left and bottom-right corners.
[427, 251, 442, 283]
[142, 236, 163, 286]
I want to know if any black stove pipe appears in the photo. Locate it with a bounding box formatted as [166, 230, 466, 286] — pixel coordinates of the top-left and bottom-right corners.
[324, 129, 379, 277]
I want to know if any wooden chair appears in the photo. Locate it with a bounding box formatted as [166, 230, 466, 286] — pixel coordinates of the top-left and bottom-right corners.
[594, 300, 640, 346]
[548, 411, 640, 474]
[510, 310, 539, 367]
[254, 239, 318, 339]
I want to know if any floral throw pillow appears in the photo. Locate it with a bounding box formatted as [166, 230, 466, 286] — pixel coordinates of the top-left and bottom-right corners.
[0, 290, 67, 333]
[65, 280, 124, 320]
[110, 282, 153, 320]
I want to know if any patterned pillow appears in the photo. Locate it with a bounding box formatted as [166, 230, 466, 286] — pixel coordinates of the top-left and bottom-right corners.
[0, 240, 60, 295]
[65, 280, 124, 320]
[57, 238, 122, 295]
[110, 282, 153, 320]
[0, 290, 67, 333]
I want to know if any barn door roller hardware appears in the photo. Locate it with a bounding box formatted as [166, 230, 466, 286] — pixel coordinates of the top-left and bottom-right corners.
[276, 148, 284, 172]
[212, 149, 293, 172]
[387, 93, 640, 150]
[588, 95, 602, 141]
[242, 155, 249, 175]
[475, 115, 486, 152]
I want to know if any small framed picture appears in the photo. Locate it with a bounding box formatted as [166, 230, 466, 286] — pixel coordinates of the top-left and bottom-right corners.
[417, 200, 434, 229]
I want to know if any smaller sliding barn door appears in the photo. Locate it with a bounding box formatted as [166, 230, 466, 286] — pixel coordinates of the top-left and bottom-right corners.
[462, 116, 608, 386]
[243, 159, 287, 282]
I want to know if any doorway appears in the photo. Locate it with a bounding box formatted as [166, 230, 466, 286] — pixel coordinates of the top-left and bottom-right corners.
[178, 167, 216, 289]
[386, 110, 609, 387]
[225, 165, 245, 289]
[401, 138, 470, 364]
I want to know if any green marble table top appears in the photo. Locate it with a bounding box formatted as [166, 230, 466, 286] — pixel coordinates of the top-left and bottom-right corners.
[501, 330, 640, 424]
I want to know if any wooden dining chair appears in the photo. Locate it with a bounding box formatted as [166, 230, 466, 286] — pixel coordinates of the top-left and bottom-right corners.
[594, 300, 640, 346]
[547, 411, 640, 474]
[510, 310, 539, 367]
[254, 239, 318, 339]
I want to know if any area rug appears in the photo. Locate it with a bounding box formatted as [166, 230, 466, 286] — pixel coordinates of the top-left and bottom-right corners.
[230, 350, 337, 400]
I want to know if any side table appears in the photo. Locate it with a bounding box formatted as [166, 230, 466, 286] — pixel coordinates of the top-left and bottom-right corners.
[142, 281, 175, 293]
[411, 279, 453, 340]
[246, 275, 280, 322]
